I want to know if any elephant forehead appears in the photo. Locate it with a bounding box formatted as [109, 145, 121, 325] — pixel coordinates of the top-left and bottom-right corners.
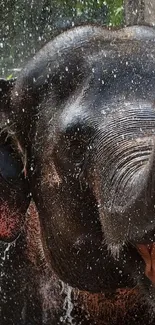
[58, 109, 95, 146]
[59, 94, 91, 131]
[60, 105, 86, 129]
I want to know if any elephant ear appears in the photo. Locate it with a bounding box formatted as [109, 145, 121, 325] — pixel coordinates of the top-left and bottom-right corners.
[0, 78, 16, 113]
[0, 77, 30, 242]
[0, 78, 15, 92]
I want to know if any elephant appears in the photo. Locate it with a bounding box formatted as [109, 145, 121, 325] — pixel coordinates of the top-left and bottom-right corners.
[2, 24, 155, 323]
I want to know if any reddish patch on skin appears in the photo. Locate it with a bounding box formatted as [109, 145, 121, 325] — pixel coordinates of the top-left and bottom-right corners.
[137, 243, 155, 283]
[0, 202, 23, 240]
[74, 287, 139, 323]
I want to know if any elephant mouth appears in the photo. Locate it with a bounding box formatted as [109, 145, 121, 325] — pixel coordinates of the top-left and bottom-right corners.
[136, 243, 155, 284]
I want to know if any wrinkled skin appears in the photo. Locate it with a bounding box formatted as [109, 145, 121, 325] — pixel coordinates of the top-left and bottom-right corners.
[2, 24, 155, 323]
[9, 25, 155, 303]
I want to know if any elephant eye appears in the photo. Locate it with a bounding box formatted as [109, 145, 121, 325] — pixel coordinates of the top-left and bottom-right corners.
[55, 121, 95, 173]
[0, 141, 24, 184]
[67, 140, 86, 163]
[62, 123, 94, 160]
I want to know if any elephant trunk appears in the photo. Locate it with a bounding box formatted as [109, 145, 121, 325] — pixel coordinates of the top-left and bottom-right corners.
[93, 101, 155, 250]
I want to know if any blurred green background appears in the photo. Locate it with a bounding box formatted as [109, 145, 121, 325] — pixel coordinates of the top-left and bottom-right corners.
[0, 0, 124, 77]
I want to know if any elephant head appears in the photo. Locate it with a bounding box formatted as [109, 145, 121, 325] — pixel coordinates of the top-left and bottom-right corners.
[9, 25, 155, 299]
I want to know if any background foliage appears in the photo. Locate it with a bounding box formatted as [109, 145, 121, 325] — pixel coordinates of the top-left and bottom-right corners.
[0, 0, 124, 77]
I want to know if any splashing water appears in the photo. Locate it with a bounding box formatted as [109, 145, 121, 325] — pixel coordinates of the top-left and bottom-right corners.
[1, 242, 12, 261]
[0, 242, 15, 293]
[60, 282, 74, 324]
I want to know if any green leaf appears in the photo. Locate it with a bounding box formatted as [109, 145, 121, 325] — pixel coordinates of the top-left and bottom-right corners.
[6, 74, 13, 80]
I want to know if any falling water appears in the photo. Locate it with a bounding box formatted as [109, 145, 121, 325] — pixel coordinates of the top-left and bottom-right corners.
[1, 243, 12, 261]
[0, 242, 15, 293]
[60, 282, 74, 324]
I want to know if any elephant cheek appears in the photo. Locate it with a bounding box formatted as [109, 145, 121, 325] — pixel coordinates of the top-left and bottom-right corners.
[0, 202, 24, 241]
